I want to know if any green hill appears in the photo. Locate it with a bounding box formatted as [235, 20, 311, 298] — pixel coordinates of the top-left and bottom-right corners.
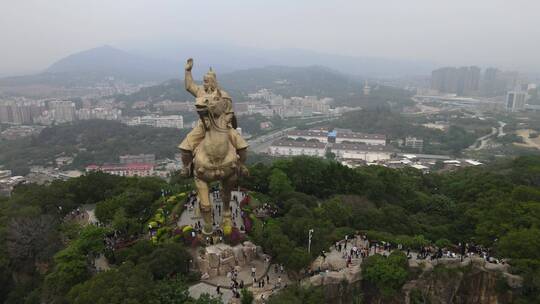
[115, 66, 413, 108]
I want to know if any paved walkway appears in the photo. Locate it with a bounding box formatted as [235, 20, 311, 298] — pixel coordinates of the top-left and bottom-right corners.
[182, 191, 294, 303]
[189, 261, 292, 304]
[178, 191, 246, 232]
[189, 282, 233, 303]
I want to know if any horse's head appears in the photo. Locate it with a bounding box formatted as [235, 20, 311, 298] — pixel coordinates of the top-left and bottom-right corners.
[196, 88, 224, 116]
[195, 96, 210, 117]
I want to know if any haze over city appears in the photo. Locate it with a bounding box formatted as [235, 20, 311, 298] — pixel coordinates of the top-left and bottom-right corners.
[2, 0, 540, 76]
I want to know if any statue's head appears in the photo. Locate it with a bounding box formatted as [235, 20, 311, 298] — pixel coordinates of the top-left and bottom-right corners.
[203, 68, 218, 92]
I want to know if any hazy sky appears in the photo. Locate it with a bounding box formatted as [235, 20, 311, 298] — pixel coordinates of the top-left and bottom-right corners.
[2, 0, 540, 75]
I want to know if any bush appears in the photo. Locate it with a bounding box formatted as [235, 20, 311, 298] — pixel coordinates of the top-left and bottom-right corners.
[362, 251, 409, 298]
[435, 238, 452, 249]
[241, 288, 254, 304]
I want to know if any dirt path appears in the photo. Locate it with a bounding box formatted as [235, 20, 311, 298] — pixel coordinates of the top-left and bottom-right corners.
[515, 129, 540, 150]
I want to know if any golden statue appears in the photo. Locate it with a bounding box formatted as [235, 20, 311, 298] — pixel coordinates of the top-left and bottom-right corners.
[178, 58, 249, 236]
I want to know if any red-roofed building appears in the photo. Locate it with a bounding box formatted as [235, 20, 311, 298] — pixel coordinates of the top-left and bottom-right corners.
[85, 163, 155, 177]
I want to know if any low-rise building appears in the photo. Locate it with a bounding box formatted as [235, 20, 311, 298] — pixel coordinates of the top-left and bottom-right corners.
[286, 129, 386, 146]
[286, 130, 328, 143]
[268, 140, 326, 157]
[0, 170, 12, 179]
[85, 163, 155, 177]
[55, 156, 74, 167]
[126, 115, 183, 129]
[331, 143, 395, 162]
[0, 176, 25, 197]
[336, 132, 386, 146]
[119, 154, 156, 165]
[405, 137, 424, 150]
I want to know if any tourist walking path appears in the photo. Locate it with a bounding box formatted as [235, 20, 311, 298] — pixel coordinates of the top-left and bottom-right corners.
[177, 191, 246, 231]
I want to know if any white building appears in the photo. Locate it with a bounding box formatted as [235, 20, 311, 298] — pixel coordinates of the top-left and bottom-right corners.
[86, 163, 155, 177]
[268, 140, 326, 157]
[405, 137, 424, 150]
[335, 132, 386, 146]
[77, 107, 122, 121]
[120, 154, 156, 164]
[331, 143, 395, 162]
[127, 115, 183, 129]
[286, 129, 386, 146]
[286, 130, 328, 143]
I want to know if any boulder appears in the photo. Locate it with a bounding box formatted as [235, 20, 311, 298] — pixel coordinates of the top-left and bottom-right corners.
[221, 255, 236, 268]
[208, 267, 218, 277]
[243, 245, 257, 262]
[309, 274, 323, 286]
[324, 271, 346, 285]
[208, 252, 220, 268]
[219, 264, 233, 275]
[243, 241, 255, 247]
[504, 273, 524, 288]
[221, 248, 234, 259]
[232, 245, 245, 264]
[197, 257, 210, 274]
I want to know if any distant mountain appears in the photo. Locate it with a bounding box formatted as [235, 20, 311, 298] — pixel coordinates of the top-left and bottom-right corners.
[45, 45, 179, 82]
[137, 42, 434, 78]
[0, 46, 180, 92]
[0, 44, 430, 98]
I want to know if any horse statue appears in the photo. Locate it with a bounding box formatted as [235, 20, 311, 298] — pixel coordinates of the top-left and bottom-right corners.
[192, 90, 240, 236]
[179, 58, 248, 237]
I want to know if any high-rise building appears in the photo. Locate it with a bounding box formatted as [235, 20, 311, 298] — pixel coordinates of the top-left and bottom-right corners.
[506, 90, 528, 112]
[0, 101, 39, 124]
[48, 100, 76, 123]
[0, 101, 14, 123]
[431, 66, 481, 95]
[363, 80, 371, 96]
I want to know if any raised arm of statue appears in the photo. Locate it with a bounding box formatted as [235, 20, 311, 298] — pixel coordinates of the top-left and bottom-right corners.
[185, 58, 199, 97]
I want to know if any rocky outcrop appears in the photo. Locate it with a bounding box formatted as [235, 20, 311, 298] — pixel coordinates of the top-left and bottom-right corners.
[400, 258, 522, 304]
[305, 257, 522, 304]
[196, 241, 264, 279]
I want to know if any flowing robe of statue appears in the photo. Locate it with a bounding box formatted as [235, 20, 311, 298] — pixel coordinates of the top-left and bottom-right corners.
[178, 58, 248, 236]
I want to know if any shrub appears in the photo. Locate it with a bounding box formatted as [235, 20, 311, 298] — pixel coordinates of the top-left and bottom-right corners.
[362, 251, 409, 298]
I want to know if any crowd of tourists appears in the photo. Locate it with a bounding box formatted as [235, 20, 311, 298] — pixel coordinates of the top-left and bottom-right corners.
[311, 233, 503, 276]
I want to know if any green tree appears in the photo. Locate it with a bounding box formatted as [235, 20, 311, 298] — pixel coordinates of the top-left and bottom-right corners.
[144, 243, 191, 280]
[287, 247, 312, 272]
[267, 284, 325, 304]
[362, 251, 409, 298]
[67, 262, 158, 304]
[497, 228, 540, 260]
[241, 288, 254, 304]
[154, 277, 191, 304]
[269, 168, 294, 198]
[42, 226, 108, 300]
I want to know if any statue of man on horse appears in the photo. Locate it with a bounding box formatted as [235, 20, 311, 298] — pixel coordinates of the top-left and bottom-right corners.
[178, 58, 249, 236]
